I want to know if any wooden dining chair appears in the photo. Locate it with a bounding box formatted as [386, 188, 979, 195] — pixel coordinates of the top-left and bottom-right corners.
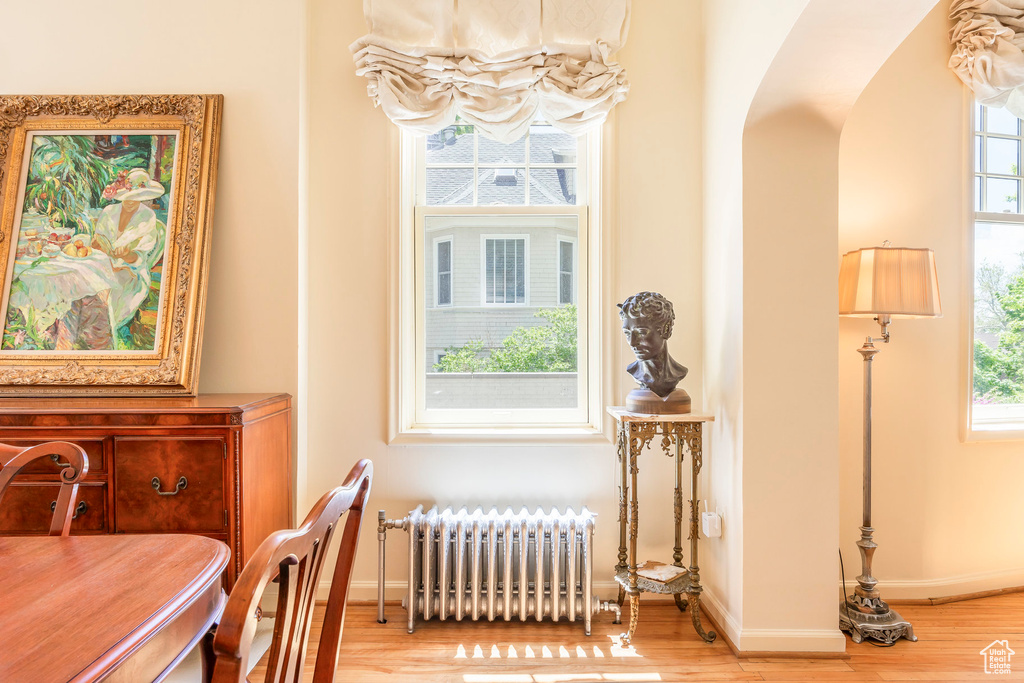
[0, 441, 89, 536]
[207, 459, 373, 683]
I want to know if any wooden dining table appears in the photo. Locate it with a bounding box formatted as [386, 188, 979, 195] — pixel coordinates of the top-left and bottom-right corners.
[0, 533, 229, 682]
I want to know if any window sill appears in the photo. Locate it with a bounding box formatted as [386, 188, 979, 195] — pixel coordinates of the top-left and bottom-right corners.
[966, 404, 1024, 441]
[964, 425, 1024, 442]
[388, 424, 613, 446]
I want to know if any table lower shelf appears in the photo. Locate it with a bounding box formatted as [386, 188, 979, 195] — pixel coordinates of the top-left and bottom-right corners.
[615, 568, 693, 595]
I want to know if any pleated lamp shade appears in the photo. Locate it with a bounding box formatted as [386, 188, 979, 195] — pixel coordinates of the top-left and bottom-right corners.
[838, 246, 942, 318]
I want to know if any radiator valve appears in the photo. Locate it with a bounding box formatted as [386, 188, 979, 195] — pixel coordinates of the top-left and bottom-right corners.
[600, 600, 622, 624]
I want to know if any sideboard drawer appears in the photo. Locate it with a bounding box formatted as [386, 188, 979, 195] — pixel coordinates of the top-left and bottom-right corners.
[114, 438, 227, 534]
[7, 439, 106, 476]
[0, 482, 107, 534]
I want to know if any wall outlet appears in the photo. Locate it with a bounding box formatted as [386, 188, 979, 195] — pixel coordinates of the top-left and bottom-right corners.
[701, 510, 722, 538]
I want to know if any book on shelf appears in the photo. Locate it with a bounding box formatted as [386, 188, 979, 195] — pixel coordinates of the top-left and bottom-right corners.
[636, 560, 686, 583]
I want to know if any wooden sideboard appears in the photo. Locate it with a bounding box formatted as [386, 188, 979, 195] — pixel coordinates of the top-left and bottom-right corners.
[0, 393, 292, 589]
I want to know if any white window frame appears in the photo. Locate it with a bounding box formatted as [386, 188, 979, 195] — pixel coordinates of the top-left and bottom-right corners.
[392, 124, 609, 438]
[433, 235, 453, 308]
[965, 100, 1024, 440]
[557, 236, 576, 305]
[480, 234, 530, 307]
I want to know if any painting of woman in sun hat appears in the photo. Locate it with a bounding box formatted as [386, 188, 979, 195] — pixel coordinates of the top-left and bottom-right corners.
[89, 168, 168, 336]
[41, 167, 169, 350]
[1, 132, 177, 352]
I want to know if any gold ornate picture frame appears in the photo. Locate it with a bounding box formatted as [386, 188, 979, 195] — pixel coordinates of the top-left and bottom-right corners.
[0, 95, 222, 395]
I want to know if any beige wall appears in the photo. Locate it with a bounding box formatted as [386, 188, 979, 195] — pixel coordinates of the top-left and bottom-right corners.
[839, 3, 1024, 597]
[307, 0, 706, 600]
[703, 0, 938, 652]
[0, 0, 302, 447]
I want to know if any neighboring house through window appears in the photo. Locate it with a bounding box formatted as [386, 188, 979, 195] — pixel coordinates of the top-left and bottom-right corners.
[971, 102, 1024, 433]
[400, 119, 599, 429]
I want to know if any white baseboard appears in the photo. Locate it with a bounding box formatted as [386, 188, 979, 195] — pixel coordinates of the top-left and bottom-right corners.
[698, 588, 742, 647]
[701, 588, 845, 653]
[737, 627, 847, 653]
[842, 566, 1024, 601]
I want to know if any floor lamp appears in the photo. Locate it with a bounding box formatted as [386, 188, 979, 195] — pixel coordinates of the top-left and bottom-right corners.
[837, 244, 941, 645]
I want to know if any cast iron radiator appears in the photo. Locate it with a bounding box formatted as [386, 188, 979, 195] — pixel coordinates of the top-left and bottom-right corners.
[377, 506, 619, 634]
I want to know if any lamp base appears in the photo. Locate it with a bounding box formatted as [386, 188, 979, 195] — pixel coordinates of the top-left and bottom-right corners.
[839, 598, 917, 645]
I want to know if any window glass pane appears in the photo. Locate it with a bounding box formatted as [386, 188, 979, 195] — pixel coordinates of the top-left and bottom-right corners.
[504, 241, 517, 303]
[426, 126, 475, 164]
[514, 239, 525, 301]
[559, 241, 574, 304]
[426, 168, 474, 205]
[987, 177, 1020, 213]
[437, 240, 451, 272]
[424, 121, 580, 208]
[477, 168, 526, 205]
[530, 168, 576, 205]
[986, 137, 1020, 175]
[479, 134, 525, 165]
[987, 106, 1020, 135]
[976, 175, 983, 212]
[560, 241, 573, 272]
[529, 124, 577, 165]
[491, 239, 504, 302]
[484, 238, 527, 304]
[438, 273, 451, 305]
[976, 102, 985, 132]
[422, 214, 579, 412]
[976, 134, 983, 173]
[560, 273, 573, 304]
[489, 241, 501, 303]
[973, 221, 1024, 419]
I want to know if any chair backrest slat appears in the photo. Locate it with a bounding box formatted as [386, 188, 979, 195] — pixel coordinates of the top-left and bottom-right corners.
[211, 459, 372, 683]
[0, 441, 89, 536]
[312, 495, 367, 683]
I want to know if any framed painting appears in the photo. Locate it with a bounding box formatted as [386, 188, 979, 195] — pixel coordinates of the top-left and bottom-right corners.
[0, 95, 222, 395]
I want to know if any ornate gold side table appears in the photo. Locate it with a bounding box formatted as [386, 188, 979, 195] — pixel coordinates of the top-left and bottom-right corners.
[608, 407, 717, 645]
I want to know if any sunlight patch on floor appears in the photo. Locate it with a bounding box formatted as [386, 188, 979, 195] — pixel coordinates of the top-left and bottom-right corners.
[463, 675, 663, 683]
[453, 641, 643, 661]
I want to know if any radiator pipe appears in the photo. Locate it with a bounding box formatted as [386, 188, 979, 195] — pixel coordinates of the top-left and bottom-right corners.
[600, 600, 622, 625]
[377, 509, 408, 624]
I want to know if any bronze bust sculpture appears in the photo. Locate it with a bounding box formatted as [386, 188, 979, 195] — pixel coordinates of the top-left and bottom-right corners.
[619, 291, 691, 414]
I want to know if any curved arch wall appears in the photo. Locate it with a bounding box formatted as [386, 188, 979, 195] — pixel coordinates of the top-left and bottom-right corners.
[703, 0, 940, 651]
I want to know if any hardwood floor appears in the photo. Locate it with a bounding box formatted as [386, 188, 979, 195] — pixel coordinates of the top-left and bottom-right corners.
[252, 593, 1024, 681]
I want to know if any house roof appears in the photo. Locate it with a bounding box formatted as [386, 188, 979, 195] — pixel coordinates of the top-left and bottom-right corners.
[425, 125, 577, 207]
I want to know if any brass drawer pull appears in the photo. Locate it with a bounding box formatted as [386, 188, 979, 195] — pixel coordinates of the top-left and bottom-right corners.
[50, 453, 73, 468]
[50, 500, 88, 520]
[152, 476, 188, 496]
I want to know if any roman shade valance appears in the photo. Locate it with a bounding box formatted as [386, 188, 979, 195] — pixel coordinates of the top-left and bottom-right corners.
[949, 0, 1024, 116]
[350, 0, 631, 143]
